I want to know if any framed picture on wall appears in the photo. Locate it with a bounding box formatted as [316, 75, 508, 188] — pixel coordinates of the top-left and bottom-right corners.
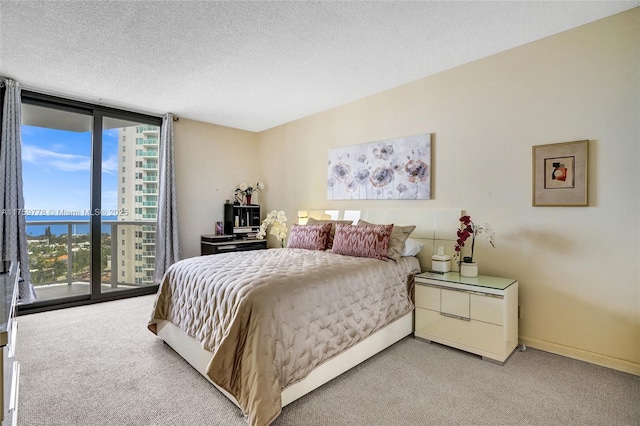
[532, 140, 588, 206]
[327, 133, 432, 200]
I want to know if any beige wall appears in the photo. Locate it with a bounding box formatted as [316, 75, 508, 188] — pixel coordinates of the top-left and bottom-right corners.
[254, 9, 639, 373]
[174, 118, 259, 257]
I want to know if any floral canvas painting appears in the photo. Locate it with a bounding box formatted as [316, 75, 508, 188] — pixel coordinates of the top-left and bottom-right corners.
[327, 133, 431, 200]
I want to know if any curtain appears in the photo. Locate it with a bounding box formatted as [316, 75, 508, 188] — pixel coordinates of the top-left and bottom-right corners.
[153, 113, 181, 283]
[0, 79, 37, 303]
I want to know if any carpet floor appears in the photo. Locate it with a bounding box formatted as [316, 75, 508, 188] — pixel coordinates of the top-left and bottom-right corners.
[16, 295, 640, 425]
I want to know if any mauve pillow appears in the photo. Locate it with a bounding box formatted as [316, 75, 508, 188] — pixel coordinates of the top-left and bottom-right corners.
[305, 218, 353, 249]
[332, 223, 393, 261]
[286, 223, 332, 250]
[358, 219, 416, 262]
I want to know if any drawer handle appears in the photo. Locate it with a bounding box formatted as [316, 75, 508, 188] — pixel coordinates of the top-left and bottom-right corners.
[470, 291, 503, 299]
[217, 245, 237, 250]
[441, 312, 470, 321]
[419, 283, 505, 298]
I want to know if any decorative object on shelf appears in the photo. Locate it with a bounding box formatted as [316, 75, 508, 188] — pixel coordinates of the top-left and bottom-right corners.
[327, 133, 431, 200]
[235, 181, 265, 205]
[431, 246, 451, 273]
[453, 215, 495, 277]
[224, 203, 261, 236]
[460, 262, 478, 278]
[256, 210, 288, 247]
[532, 140, 588, 206]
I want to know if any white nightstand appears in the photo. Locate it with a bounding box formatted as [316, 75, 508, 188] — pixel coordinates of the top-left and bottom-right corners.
[414, 271, 519, 364]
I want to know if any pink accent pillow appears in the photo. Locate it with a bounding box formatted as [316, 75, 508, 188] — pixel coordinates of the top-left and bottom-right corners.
[332, 223, 393, 261]
[305, 218, 353, 249]
[358, 219, 416, 262]
[286, 223, 333, 250]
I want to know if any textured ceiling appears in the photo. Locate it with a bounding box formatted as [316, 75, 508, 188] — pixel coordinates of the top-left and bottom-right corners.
[1, 1, 637, 132]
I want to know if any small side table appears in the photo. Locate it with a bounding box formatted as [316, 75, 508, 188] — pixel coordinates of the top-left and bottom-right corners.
[200, 235, 267, 255]
[414, 271, 519, 364]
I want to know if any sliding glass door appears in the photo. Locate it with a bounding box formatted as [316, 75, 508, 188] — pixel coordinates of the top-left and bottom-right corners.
[21, 103, 93, 300]
[101, 117, 159, 294]
[20, 93, 161, 310]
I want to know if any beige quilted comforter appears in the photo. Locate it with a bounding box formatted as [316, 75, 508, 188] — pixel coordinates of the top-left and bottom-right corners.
[148, 248, 420, 426]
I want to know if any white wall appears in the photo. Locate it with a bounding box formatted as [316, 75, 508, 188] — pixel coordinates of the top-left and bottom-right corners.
[253, 9, 639, 373]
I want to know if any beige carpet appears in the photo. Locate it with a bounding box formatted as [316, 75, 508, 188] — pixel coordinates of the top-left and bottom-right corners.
[16, 295, 640, 425]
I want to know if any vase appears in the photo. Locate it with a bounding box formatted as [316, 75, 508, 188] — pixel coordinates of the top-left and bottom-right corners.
[460, 262, 478, 278]
[246, 194, 252, 205]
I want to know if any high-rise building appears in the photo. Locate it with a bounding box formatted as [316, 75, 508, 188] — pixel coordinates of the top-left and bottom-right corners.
[117, 125, 159, 285]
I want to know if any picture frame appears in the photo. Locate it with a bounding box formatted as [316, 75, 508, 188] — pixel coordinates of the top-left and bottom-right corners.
[532, 140, 588, 206]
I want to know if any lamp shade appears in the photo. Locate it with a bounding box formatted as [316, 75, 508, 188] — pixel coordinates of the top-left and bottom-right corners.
[297, 210, 309, 225]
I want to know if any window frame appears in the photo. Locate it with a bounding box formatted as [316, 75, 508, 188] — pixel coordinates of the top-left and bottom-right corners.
[18, 90, 162, 315]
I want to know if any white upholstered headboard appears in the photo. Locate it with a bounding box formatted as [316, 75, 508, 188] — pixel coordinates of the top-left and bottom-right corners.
[299, 208, 462, 272]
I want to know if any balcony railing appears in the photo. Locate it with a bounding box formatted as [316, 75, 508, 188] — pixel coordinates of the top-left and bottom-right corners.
[25, 219, 157, 302]
[136, 138, 158, 145]
[138, 125, 159, 134]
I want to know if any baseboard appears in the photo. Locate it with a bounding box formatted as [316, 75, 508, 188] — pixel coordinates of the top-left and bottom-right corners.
[521, 336, 640, 376]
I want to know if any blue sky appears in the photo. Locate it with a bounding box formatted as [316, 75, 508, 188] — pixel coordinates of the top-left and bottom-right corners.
[21, 125, 119, 214]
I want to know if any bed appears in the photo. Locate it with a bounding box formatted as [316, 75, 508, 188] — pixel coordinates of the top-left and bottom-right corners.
[148, 209, 462, 426]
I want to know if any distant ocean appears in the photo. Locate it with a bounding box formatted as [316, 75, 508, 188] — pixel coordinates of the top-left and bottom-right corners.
[25, 215, 118, 237]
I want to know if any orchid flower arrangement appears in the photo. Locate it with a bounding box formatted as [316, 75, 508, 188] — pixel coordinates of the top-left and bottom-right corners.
[256, 210, 288, 247]
[453, 215, 495, 263]
[235, 181, 265, 204]
[236, 181, 265, 197]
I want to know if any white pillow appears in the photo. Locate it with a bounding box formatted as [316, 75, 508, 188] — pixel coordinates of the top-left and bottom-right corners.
[402, 238, 423, 256]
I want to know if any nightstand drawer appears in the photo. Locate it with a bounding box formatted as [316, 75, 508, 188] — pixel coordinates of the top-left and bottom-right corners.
[415, 285, 439, 311]
[441, 289, 469, 319]
[471, 293, 504, 325]
[415, 307, 504, 355]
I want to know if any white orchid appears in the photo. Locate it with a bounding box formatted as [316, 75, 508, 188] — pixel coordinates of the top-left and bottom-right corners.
[257, 210, 288, 246]
[480, 223, 496, 247]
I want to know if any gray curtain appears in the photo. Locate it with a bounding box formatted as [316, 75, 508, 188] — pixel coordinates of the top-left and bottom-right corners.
[153, 113, 181, 284]
[0, 79, 37, 303]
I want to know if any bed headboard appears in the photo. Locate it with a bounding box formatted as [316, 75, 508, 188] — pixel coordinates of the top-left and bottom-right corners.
[299, 208, 462, 272]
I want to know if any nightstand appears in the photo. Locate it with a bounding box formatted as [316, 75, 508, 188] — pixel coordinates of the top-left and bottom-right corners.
[414, 271, 518, 364]
[200, 235, 267, 255]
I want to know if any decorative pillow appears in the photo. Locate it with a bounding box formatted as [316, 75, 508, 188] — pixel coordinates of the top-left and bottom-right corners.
[306, 218, 353, 249]
[402, 238, 424, 257]
[332, 223, 393, 261]
[358, 219, 416, 261]
[287, 223, 333, 250]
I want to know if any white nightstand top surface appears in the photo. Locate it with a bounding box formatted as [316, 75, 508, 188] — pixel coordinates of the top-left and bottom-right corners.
[415, 271, 517, 292]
